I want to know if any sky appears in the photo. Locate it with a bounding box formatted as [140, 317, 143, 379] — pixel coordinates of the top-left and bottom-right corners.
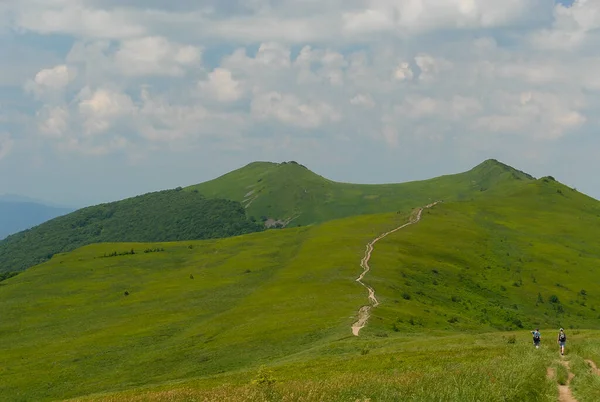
[0, 0, 598, 207]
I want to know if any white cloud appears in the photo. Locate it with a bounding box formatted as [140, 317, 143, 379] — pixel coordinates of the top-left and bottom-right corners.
[64, 37, 201, 81]
[415, 54, 453, 82]
[24, 64, 76, 99]
[350, 94, 376, 109]
[5, 0, 554, 47]
[395, 95, 483, 121]
[473, 90, 586, 140]
[113, 36, 201, 76]
[77, 87, 137, 135]
[531, 0, 600, 50]
[0, 132, 13, 160]
[37, 106, 70, 138]
[393, 62, 414, 81]
[4, 0, 600, 202]
[14, 2, 146, 39]
[198, 68, 243, 102]
[251, 91, 341, 129]
[342, 8, 395, 35]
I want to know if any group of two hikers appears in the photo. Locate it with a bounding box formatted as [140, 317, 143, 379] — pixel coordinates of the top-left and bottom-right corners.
[531, 328, 567, 355]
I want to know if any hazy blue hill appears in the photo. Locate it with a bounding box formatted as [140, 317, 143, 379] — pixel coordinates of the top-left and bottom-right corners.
[0, 201, 73, 240]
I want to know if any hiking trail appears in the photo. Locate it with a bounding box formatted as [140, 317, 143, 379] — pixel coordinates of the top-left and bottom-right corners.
[558, 359, 576, 402]
[351, 201, 440, 336]
[548, 358, 577, 402]
[585, 359, 599, 376]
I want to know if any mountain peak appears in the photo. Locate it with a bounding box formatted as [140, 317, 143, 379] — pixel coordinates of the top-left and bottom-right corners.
[470, 159, 535, 181]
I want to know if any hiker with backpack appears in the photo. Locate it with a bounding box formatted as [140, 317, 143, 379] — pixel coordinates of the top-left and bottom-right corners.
[557, 328, 567, 355]
[531, 329, 541, 348]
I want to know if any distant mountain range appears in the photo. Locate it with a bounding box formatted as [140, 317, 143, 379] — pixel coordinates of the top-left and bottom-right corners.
[0, 195, 75, 240]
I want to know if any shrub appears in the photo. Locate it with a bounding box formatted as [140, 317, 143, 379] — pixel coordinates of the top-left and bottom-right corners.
[537, 293, 544, 304]
[251, 366, 277, 386]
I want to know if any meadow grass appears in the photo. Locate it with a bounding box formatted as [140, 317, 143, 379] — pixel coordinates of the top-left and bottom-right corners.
[0, 212, 414, 401]
[565, 331, 600, 401]
[70, 331, 565, 401]
[364, 178, 600, 334]
[2, 176, 600, 401]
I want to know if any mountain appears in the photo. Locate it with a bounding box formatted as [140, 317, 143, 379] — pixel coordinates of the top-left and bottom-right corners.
[0, 159, 531, 273]
[0, 200, 73, 240]
[1, 170, 599, 401]
[0, 188, 263, 273]
[0, 193, 76, 208]
[187, 159, 535, 227]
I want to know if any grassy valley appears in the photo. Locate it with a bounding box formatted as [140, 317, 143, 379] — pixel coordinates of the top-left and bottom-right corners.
[2, 167, 600, 401]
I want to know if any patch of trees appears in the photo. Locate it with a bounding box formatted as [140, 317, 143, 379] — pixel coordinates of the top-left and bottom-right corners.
[0, 189, 264, 273]
[0, 271, 19, 282]
[100, 249, 137, 258]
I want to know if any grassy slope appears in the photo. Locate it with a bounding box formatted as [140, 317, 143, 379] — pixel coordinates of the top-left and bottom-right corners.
[0, 189, 263, 273]
[187, 159, 535, 226]
[2, 176, 600, 401]
[365, 177, 600, 334]
[71, 330, 600, 402]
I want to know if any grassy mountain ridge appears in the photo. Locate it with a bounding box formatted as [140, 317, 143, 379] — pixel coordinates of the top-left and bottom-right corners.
[0, 189, 263, 273]
[187, 159, 536, 227]
[0, 158, 534, 273]
[2, 174, 600, 400]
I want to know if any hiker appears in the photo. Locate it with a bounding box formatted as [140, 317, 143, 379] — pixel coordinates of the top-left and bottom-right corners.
[531, 328, 541, 348]
[557, 328, 567, 355]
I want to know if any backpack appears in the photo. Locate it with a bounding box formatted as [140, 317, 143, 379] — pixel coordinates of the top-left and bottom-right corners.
[559, 333, 566, 342]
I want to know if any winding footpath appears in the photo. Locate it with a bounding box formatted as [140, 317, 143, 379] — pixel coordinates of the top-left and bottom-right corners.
[547, 356, 600, 402]
[351, 201, 440, 336]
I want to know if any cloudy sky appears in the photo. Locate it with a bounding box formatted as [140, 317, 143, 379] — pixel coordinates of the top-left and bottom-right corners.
[0, 0, 598, 207]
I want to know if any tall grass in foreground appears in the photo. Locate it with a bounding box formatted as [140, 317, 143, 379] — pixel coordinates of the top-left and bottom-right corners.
[73, 338, 557, 402]
[568, 335, 600, 402]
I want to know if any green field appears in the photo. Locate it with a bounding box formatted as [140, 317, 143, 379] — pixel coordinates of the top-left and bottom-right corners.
[68, 331, 600, 402]
[2, 169, 600, 401]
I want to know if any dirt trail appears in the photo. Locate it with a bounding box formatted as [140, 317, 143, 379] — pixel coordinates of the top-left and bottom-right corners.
[351, 201, 440, 336]
[558, 360, 577, 402]
[585, 359, 600, 376]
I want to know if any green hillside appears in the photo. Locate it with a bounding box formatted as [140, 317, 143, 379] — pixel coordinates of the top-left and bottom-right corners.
[187, 159, 535, 227]
[0, 158, 531, 274]
[0, 189, 263, 273]
[2, 175, 600, 401]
